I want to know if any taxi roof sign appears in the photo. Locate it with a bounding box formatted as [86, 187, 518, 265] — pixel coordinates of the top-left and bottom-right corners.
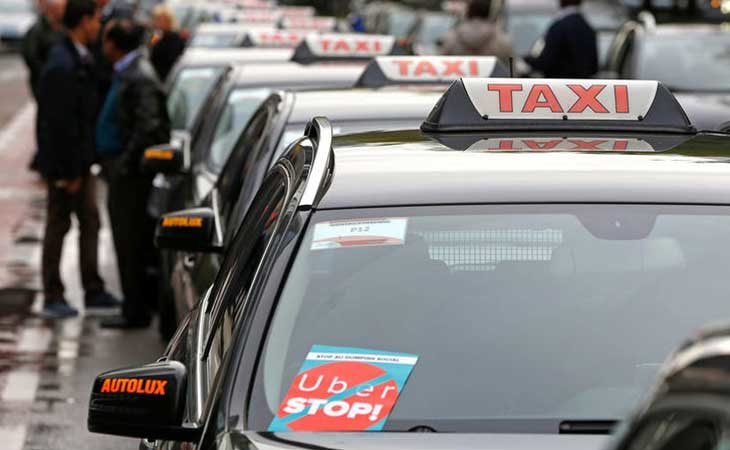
[291, 33, 406, 64]
[279, 6, 316, 18]
[242, 28, 307, 48]
[422, 78, 693, 133]
[280, 16, 337, 30]
[356, 56, 509, 88]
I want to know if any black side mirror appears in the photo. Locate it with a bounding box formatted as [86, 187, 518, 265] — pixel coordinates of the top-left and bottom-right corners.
[155, 207, 223, 253]
[141, 142, 186, 175]
[88, 361, 201, 442]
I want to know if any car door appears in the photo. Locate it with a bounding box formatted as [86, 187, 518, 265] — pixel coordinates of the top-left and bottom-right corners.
[168, 97, 279, 323]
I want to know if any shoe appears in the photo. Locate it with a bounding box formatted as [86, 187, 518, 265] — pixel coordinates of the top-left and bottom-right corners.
[41, 299, 79, 319]
[100, 316, 151, 329]
[85, 291, 122, 308]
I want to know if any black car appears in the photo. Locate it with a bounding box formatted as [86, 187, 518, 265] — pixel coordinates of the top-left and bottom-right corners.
[90, 77, 730, 448]
[605, 21, 730, 131]
[155, 56, 506, 324]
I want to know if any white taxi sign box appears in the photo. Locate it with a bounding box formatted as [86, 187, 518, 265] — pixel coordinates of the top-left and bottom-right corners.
[465, 78, 657, 121]
[356, 56, 508, 87]
[234, 9, 281, 24]
[244, 28, 307, 48]
[280, 6, 317, 18]
[422, 78, 693, 133]
[236, 0, 274, 8]
[281, 16, 338, 31]
[291, 33, 404, 64]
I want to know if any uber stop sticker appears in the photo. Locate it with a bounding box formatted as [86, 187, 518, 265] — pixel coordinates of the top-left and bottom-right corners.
[268, 345, 418, 432]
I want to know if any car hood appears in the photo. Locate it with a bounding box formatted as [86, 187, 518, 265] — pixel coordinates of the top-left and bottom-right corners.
[225, 431, 610, 450]
[675, 92, 730, 132]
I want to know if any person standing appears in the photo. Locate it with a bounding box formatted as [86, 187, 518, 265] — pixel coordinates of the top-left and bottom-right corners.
[441, 0, 512, 63]
[523, 0, 598, 78]
[22, 0, 67, 100]
[36, 0, 119, 318]
[149, 5, 185, 83]
[99, 18, 170, 329]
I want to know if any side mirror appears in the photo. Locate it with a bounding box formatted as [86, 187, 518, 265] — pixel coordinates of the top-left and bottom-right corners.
[88, 360, 201, 442]
[155, 207, 223, 253]
[141, 142, 186, 175]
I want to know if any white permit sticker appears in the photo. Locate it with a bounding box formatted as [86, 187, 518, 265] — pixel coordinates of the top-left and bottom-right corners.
[462, 78, 659, 121]
[282, 16, 337, 30]
[466, 137, 657, 152]
[376, 56, 498, 82]
[311, 218, 408, 250]
[304, 33, 395, 57]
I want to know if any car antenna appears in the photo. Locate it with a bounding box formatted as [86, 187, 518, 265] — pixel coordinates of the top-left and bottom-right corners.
[509, 57, 515, 78]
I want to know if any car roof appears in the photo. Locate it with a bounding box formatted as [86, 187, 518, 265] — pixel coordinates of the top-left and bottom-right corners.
[287, 87, 446, 124]
[229, 62, 364, 87]
[315, 130, 730, 209]
[646, 23, 730, 34]
[176, 47, 294, 67]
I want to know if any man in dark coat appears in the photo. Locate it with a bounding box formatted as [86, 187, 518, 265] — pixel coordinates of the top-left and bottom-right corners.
[37, 0, 119, 318]
[523, 0, 598, 78]
[98, 18, 170, 329]
[21, 0, 66, 100]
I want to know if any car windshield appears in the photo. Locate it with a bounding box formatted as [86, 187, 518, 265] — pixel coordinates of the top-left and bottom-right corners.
[207, 88, 271, 172]
[416, 14, 458, 45]
[1, 0, 32, 13]
[167, 66, 224, 130]
[190, 32, 241, 48]
[636, 33, 730, 92]
[250, 204, 730, 432]
[506, 11, 555, 54]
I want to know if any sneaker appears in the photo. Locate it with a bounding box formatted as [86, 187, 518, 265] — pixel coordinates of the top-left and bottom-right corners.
[85, 291, 122, 308]
[42, 299, 79, 319]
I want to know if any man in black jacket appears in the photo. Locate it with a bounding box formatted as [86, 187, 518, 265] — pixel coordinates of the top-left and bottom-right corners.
[22, 0, 66, 100]
[37, 0, 119, 318]
[98, 18, 170, 329]
[523, 0, 598, 78]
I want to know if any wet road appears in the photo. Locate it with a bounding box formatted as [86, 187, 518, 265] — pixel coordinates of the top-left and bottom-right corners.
[0, 52, 166, 450]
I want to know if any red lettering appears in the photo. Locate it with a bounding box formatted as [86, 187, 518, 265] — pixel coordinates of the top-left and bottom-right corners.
[487, 140, 515, 151]
[612, 140, 629, 151]
[320, 39, 332, 51]
[392, 60, 411, 76]
[487, 84, 523, 112]
[568, 85, 608, 113]
[354, 40, 368, 52]
[373, 40, 382, 52]
[469, 60, 478, 76]
[524, 139, 562, 150]
[442, 60, 464, 76]
[522, 85, 563, 113]
[614, 85, 629, 113]
[414, 61, 438, 76]
[334, 40, 350, 51]
[569, 140, 606, 150]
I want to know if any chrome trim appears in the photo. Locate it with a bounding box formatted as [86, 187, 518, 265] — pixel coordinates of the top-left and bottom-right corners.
[299, 117, 332, 208]
[194, 286, 212, 421]
[210, 189, 223, 245]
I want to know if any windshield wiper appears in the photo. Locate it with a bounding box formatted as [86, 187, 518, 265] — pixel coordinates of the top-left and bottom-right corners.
[559, 420, 618, 434]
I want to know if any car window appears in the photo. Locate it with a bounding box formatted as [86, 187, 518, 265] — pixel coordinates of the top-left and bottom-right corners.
[204, 173, 288, 379]
[506, 11, 555, 55]
[168, 67, 225, 130]
[249, 204, 730, 432]
[636, 33, 730, 91]
[216, 103, 273, 230]
[207, 88, 271, 173]
[619, 410, 730, 450]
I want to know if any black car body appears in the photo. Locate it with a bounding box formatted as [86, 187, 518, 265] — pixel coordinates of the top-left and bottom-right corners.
[90, 77, 730, 449]
[162, 55, 507, 323]
[605, 21, 730, 131]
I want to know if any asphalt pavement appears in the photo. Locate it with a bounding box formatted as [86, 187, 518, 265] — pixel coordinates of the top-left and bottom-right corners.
[0, 52, 166, 450]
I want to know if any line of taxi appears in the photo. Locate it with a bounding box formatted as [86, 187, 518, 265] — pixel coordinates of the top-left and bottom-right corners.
[86, 7, 730, 450]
